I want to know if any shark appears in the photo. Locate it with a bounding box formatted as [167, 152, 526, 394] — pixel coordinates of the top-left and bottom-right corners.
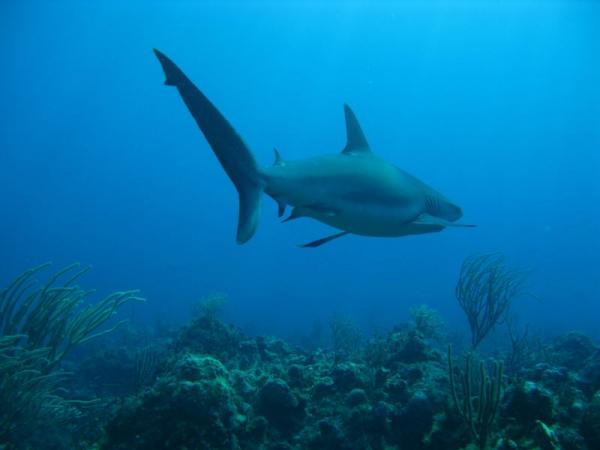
[153, 49, 473, 247]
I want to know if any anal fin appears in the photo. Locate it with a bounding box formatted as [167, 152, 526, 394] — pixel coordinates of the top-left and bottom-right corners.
[282, 204, 339, 223]
[283, 207, 303, 223]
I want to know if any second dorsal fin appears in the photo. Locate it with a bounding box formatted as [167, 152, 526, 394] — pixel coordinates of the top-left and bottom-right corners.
[273, 148, 285, 166]
[342, 104, 370, 155]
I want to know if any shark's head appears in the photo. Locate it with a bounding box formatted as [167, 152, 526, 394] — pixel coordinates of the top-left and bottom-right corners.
[425, 193, 463, 222]
[439, 201, 463, 222]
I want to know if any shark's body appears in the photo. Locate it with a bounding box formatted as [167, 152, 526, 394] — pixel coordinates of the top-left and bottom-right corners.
[154, 49, 472, 247]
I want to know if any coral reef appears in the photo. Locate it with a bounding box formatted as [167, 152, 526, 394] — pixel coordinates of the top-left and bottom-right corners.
[0, 264, 142, 448]
[2, 266, 600, 450]
[448, 347, 503, 450]
[98, 309, 600, 450]
[456, 253, 528, 349]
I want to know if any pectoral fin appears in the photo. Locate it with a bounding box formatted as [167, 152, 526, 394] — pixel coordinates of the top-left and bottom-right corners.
[299, 231, 350, 248]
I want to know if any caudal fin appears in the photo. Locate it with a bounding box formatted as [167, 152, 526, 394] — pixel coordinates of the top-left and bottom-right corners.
[153, 49, 262, 243]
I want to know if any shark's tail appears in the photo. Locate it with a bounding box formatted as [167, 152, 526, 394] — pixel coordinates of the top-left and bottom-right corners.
[153, 49, 263, 244]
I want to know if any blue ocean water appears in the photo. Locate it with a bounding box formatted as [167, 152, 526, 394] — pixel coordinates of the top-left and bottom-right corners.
[1, 1, 599, 341]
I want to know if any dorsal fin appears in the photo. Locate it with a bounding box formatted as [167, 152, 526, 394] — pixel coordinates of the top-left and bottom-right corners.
[273, 148, 285, 166]
[342, 104, 370, 154]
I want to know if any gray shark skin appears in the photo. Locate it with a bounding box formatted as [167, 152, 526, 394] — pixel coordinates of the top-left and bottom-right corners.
[153, 49, 473, 247]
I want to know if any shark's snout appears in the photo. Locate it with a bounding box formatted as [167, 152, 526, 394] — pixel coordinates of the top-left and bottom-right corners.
[425, 193, 463, 222]
[443, 203, 463, 222]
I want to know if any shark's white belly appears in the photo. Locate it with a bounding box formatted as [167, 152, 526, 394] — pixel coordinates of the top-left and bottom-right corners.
[303, 202, 424, 236]
[263, 154, 429, 236]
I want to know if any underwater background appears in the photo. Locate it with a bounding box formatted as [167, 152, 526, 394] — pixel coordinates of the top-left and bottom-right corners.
[1, 1, 599, 338]
[1, 1, 600, 449]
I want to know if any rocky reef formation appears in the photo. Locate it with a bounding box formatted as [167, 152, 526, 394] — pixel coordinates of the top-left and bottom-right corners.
[98, 310, 600, 450]
[3, 266, 600, 449]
